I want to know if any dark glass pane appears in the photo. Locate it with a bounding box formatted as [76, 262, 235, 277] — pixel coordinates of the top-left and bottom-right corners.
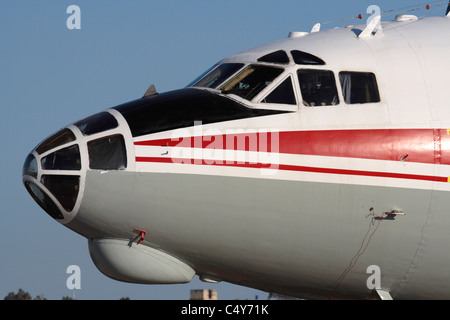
[191, 63, 244, 89]
[186, 63, 218, 87]
[41, 175, 80, 212]
[114, 89, 287, 137]
[24, 181, 64, 219]
[298, 69, 339, 106]
[23, 154, 38, 178]
[41, 145, 81, 170]
[74, 112, 118, 136]
[339, 72, 380, 104]
[291, 50, 325, 65]
[257, 50, 290, 64]
[35, 129, 76, 155]
[262, 77, 296, 105]
[88, 135, 127, 170]
[221, 65, 284, 100]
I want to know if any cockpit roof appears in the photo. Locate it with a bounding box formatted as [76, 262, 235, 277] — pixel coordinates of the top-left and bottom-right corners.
[220, 26, 361, 67]
[219, 17, 450, 70]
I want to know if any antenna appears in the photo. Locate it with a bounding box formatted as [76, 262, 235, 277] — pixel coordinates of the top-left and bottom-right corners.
[143, 84, 158, 98]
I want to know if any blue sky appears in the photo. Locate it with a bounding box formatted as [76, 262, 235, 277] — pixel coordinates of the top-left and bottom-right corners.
[1, 0, 447, 300]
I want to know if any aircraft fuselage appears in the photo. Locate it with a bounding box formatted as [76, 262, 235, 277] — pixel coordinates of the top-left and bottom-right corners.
[23, 15, 450, 299]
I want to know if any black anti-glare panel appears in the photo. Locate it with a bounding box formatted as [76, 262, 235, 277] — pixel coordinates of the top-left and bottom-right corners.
[114, 89, 288, 137]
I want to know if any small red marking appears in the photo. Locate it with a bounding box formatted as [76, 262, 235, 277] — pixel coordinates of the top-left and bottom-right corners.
[133, 229, 146, 245]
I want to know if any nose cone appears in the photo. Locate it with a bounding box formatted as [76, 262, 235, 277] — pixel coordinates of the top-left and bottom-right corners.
[22, 128, 81, 223]
[23, 153, 65, 220]
[22, 110, 130, 224]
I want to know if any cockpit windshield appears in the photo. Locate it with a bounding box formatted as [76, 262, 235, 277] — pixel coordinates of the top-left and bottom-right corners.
[190, 63, 244, 89]
[190, 63, 284, 102]
[220, 65, 283, 101]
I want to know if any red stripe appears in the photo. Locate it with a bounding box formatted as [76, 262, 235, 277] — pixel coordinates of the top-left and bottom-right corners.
[135, 129, 450, 165]
[135, 156, 448, 183]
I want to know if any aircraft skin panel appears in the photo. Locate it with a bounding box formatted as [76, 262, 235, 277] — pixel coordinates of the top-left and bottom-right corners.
[391, 188, 450, 299]
[67, 169, 450, 299]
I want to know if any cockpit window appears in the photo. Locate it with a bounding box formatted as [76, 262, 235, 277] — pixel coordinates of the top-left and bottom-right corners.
[88, 134, 127, 170]
[298, 69, 339, 106]
[190, 63, 244, 89]
[35, 129, 76, 155]
[261, 76, 297, 105]
[41, 175, 80, 212]
[257, 50, 290, 64]
[220, 65, 284, 101]
[291, 50, 325, 65]
[339, 72, 380, 104]
[41, 144, 81, 170]
[186, 63, 218, 87]
[74, 112, 118, 136]
[24, 181, 64, 219]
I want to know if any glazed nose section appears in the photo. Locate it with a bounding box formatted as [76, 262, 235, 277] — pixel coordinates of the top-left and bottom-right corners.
[22, 111, 130, 222]
[22, 153, 67, 220]
[22, 128, 81, 222]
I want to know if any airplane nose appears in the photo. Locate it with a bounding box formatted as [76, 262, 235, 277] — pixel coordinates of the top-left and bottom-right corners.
[22, 128, 81, 222]
[22, 110, 128, 223]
